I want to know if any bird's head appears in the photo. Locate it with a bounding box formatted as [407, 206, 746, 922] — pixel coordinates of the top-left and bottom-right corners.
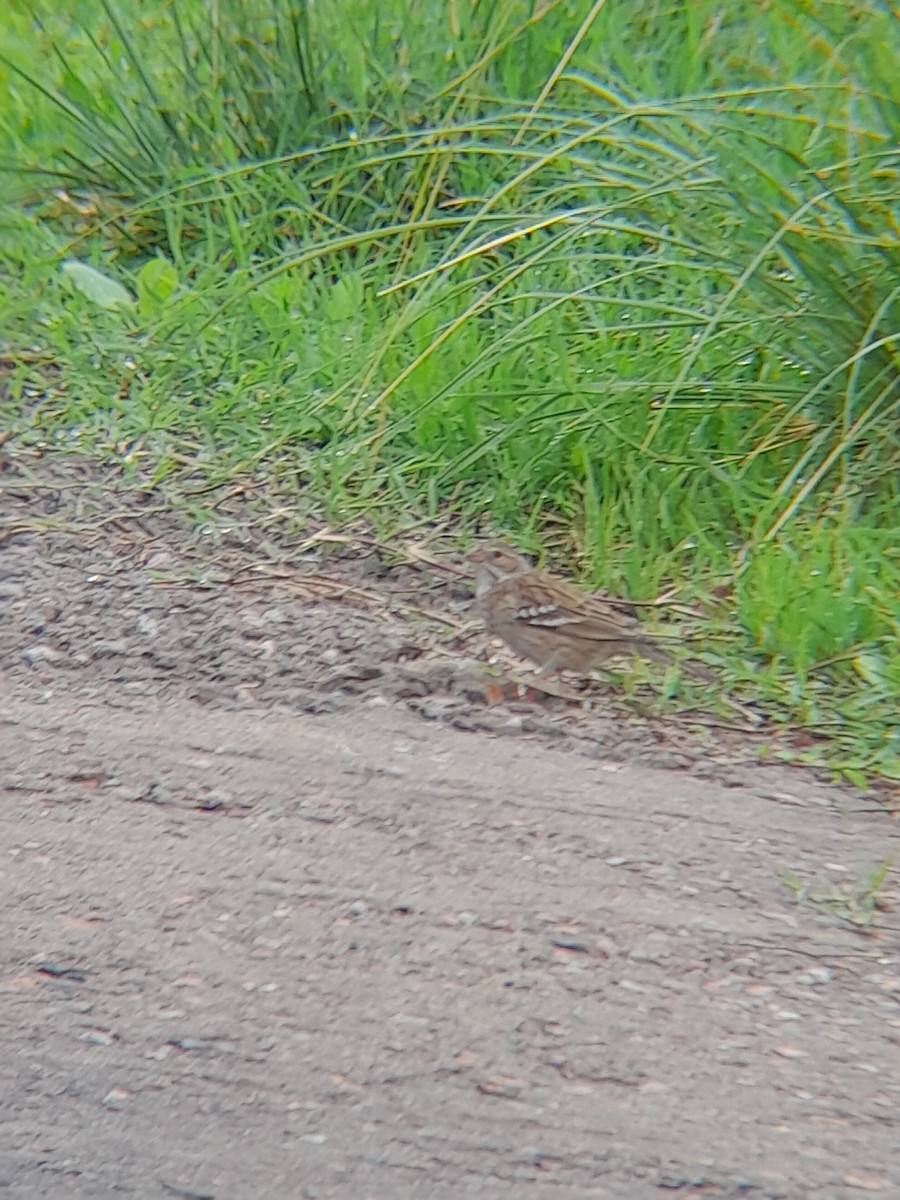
[466, 541, 532, 591]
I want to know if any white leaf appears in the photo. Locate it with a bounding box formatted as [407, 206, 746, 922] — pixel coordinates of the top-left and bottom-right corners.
[61, 260, 134, 310]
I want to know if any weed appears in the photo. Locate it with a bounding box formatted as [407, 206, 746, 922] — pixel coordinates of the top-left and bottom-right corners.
[782, 856, 895, 928]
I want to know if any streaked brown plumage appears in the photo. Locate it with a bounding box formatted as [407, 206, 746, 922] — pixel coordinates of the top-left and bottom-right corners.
[467, 541, 672, 674]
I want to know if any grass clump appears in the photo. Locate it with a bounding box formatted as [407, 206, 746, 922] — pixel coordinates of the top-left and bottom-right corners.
[1, 0, 898, 782]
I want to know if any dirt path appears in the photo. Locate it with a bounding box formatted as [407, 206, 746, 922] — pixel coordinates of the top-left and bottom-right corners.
[1, 455, 898, 1198]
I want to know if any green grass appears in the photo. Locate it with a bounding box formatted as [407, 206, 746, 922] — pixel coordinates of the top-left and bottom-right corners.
[783, 854, 895, 928]
[1, 0, 898, 783]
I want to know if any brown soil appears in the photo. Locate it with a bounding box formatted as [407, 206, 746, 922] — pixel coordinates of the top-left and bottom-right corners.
[1, 452, 898, 1199]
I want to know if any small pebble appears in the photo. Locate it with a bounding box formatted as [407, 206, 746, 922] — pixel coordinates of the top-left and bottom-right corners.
[102, 1087, 131, 1109]
[23, 644, 66, 666]
[797, 967, 833, 986]
[79, 1029, 116, 1046]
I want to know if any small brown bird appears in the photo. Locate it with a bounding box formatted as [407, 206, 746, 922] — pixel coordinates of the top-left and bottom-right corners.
[467, 541, 673, 675]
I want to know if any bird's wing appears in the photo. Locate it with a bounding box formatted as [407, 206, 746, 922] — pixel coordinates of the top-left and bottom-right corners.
[509, 577, 640, 643]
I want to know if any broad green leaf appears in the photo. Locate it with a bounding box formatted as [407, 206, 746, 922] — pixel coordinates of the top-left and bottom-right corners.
[137, 257, 179, 317]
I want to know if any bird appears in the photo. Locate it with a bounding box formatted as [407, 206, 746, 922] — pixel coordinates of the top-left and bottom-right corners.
[467, 541, 675, 676]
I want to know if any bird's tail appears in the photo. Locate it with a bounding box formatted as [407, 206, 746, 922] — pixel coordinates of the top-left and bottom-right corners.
[640, 639, 717, 683]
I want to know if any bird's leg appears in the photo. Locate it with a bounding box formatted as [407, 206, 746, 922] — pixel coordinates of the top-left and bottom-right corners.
[535, 649, 565, 679]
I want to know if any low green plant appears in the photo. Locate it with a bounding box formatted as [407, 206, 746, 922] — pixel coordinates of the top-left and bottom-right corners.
[782, 856, 895, 928]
